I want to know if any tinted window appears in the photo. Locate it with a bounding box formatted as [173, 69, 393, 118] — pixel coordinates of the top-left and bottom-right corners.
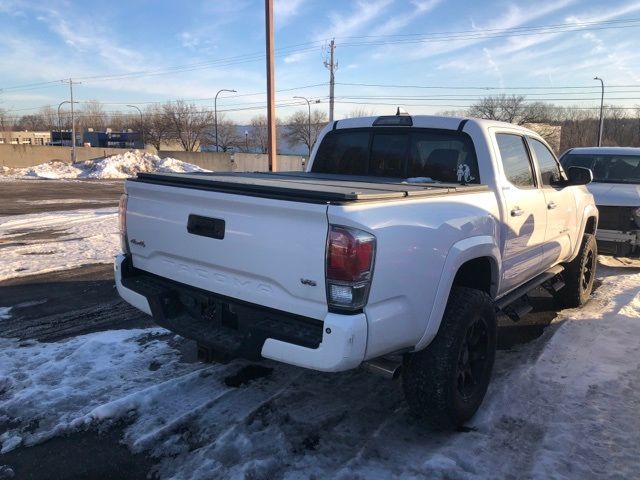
[313, 131, 370, 175]
[409, 131, 478, 183]
[529, 138, 562, 186]
[496, 134, 535, 188]
[312, 128, 479, 183]
[370, 133, 407, 177]
[561, 154, 640, 184]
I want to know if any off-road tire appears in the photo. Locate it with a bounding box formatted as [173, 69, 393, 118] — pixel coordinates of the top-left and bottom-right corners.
[402, 286, 497, 430]
[558, 233, 597, 308]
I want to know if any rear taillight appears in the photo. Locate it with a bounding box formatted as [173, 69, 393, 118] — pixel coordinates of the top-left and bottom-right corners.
[118, 194, 129, 254]
[326, 225, 376, 311]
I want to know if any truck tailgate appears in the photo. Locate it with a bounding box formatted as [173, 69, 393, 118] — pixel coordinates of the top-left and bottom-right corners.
[125, 181, 329, 320]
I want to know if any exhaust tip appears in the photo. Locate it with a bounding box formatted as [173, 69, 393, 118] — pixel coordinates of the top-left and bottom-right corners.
[363, 357, 402, 380]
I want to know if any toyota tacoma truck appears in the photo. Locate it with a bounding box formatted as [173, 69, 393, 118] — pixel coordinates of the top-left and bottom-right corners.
[560, 147, 640, 257]
[115, 114, 598, 428]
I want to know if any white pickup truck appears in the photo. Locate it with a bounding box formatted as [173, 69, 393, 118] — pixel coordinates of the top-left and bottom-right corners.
[115, 114, 598, 428]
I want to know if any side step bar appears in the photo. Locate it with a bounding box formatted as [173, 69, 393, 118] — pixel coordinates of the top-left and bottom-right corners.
[496, 265, 564, 321]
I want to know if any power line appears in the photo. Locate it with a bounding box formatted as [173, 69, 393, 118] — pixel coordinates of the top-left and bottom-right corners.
[336, 82, 640, 90]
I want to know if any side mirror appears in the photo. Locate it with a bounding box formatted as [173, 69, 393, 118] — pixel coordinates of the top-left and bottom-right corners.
[567, 166, 593, 186]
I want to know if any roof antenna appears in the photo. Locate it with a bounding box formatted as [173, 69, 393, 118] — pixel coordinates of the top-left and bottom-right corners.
[396, 107, 409, 116]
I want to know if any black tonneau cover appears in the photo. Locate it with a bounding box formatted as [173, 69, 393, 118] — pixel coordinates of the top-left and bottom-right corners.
[133, 171, 489, 203]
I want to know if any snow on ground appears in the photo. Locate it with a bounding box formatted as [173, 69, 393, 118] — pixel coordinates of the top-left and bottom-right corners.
[0, 208, 118, 281]
[0, 307, 11, 320]
[0, 150, 208, 179]
[1, 264, 639, 478]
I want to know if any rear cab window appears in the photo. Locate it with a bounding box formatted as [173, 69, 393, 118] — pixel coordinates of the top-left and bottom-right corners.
[312, 127, 480, 183]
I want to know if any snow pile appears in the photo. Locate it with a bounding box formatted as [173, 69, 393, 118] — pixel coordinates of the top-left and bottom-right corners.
[1, 150, 208, 179]
[0, 208, 118, 281]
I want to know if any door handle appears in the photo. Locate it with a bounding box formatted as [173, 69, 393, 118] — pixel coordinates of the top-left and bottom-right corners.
[510, 207, 524, 217]
[547, 201, 557, 210]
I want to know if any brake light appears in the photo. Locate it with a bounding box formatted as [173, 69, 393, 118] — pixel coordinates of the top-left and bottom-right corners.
[118, 194, 130, 254]
[326, 225, 376, 311]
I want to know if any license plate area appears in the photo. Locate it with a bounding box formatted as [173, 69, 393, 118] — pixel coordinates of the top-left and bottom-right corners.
[187, 214, 225, 240]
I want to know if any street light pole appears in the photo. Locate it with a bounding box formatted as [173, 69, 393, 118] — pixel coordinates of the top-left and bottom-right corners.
[245, 130, 249, 152]
[126, 105, 144, 149]
[57, 100, 79, 147]
[214, 89, 236, 152]
[594, 76, 604, 147]
[294, 96, 312, 157]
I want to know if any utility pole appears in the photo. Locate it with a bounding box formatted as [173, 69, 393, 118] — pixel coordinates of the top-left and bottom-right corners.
[324, 39, 337, 122]
[594, 76, 604, 147]
[265, 0, 277, 171]
[61, 79, 80, 162]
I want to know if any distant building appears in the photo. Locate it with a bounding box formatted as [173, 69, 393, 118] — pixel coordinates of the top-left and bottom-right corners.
[82, 128, 143, 149]
[49, 130, 75, 146]
[0, 131, 51, 146]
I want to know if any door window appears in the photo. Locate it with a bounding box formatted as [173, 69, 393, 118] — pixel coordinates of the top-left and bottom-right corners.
[496, 134, 535, 188]
[529, 138, 563, 186]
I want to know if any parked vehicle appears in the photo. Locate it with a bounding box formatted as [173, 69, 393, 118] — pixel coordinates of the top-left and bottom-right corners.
[560, 147, 640, 257]
[115, 114, 598, 428]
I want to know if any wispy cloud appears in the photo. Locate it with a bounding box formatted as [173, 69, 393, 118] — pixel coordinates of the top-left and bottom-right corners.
[275, 0, 305, 26]
[370, 0, 442, 36]
[314, 0, 392, 41]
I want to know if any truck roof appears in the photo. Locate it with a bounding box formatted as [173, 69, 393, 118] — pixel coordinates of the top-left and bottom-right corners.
[332, 114, 538, 135]
[564, 146, 640, 156]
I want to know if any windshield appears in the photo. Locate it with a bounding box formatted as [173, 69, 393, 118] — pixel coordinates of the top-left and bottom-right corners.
[311, 127, 480, 184]
[560, 153, 640, 184]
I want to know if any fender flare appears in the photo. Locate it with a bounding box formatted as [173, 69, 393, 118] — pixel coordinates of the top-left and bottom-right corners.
[413, 235, 501, 352]
[568, 204, 599, 261]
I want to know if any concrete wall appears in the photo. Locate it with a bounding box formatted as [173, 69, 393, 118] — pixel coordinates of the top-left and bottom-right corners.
[158, 151, 305, 172]
[0, 144, 306, 172]
[0, 145, 137, 168]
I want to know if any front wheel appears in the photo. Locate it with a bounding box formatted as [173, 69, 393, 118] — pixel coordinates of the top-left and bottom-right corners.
[402, 286, 497, 430]
[558, 233, 597, 308]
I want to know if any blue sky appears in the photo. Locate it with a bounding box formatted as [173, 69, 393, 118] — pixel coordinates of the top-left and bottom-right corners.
[1, 0, 640, 122]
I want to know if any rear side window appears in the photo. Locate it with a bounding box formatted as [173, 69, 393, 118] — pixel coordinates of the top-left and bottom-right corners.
[529, 138, 563, 186]
[496, 134, 535, 188]
[312, 128, 479, 183]
[312, 131, 369, 175]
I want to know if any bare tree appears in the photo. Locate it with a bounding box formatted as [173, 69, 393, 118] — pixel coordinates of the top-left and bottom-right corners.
[345, 107, 375, 118]
[204, 113, 239, 152]
[247, 115, 269, 153]
[142, 105, 171, 151]
[16, 114, 48, 131]
[39, 106, 58, 130]
[79, 99, 106, 131]
[468, 95, 553, 125]
[283, 110, 328, 153]
[163, 100, 215, 151]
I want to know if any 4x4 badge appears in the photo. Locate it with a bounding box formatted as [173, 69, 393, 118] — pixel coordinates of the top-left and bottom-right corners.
[300, 278, 317, 287]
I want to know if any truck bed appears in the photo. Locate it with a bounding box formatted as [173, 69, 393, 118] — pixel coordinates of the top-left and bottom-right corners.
[133, 171, 488, 204]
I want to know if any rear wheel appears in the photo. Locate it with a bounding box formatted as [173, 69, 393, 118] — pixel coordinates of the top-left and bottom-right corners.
[402, 286, 497, 430]
[558, 233, 597, 308]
